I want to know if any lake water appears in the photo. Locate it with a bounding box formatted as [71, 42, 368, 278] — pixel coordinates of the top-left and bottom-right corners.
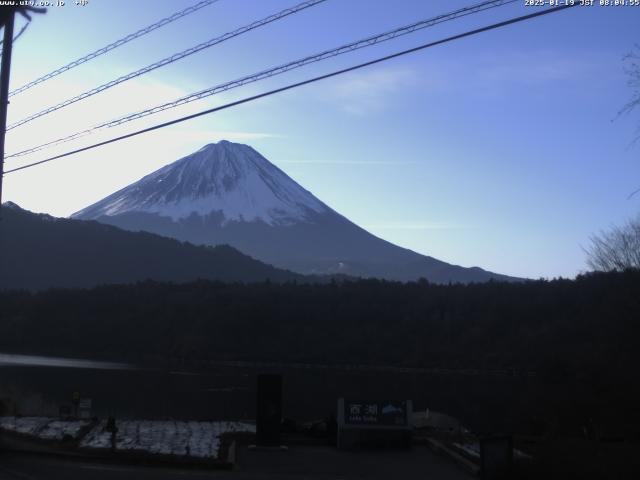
[0, 353, 131, 370]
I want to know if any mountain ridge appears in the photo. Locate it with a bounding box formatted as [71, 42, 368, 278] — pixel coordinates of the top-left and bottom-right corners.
[0, 202, 307, 291]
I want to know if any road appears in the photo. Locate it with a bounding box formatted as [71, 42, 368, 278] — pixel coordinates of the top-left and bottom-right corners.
[1, 453, 224, 480]
[0, 446, 472, 479]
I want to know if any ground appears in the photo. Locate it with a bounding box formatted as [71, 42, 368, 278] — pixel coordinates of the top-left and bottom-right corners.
[0, 445, 472, 479]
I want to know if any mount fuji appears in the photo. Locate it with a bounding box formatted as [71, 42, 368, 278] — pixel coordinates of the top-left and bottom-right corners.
[73, 141, 517, 283]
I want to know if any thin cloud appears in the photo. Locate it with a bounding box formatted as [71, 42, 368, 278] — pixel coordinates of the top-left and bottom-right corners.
[363, 222, 469, 230]
[279, 159, 423, 165]
[330, 66, 418, 115]
[166, 130, 283, 143]
[426, 50, 614, 96]
[476, 50, 608, 85]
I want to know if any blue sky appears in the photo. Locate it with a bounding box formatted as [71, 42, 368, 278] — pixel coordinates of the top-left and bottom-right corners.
[2, 0, 639, 279]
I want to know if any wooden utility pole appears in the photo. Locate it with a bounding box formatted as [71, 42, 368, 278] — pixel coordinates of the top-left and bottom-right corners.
[0, 10, 15, 213]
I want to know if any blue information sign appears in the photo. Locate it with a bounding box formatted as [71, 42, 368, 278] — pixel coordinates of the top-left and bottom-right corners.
[344, 400, 408, 426]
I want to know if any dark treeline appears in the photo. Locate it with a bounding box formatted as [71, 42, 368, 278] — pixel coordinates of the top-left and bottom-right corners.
[0, 270, 638, 374]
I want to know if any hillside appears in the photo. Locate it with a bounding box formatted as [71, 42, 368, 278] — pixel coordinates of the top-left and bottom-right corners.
[0, 202, 304, 290]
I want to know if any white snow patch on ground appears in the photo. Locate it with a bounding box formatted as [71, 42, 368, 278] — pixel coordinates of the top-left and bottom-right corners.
[79, 420, 112, 449]
[38, 420, 89, 440]
[0, 417, 89, 440]
[80, 420, 255, 459]
[1, 417, 254, 459]
[0, 417, 49, 436]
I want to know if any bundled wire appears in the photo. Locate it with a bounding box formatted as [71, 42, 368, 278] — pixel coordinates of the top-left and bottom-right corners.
[4, 3, 578, 175]
[6, 0, 327, 131]
[6, 0, 516, 158]
[8, 0, 221, 97]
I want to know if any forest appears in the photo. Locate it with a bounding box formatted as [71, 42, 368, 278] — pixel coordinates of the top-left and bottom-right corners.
[1, 270, 638, 372]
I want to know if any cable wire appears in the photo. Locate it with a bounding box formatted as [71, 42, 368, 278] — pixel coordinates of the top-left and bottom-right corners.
[7, 0, 328, 132]
[6, 0, 516, 158]
[0, 19, 30, 57]
[4, 4, 578, 175]
[8, 0, 220, 98]
[12, 20, 29, 43]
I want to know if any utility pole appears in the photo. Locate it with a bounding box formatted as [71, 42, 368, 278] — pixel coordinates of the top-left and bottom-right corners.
[0, 10, 15, 215]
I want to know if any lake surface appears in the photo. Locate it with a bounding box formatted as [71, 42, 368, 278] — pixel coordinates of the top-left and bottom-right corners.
[0, 353, 131, 370]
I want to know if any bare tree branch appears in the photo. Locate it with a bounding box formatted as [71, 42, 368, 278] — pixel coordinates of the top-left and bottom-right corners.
[619, 45, 640, 117]
[585, 215, 640, 271]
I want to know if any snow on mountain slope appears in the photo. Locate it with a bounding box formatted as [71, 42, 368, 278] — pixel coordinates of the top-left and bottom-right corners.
[73, 141, 328, 226]
[72, 140, 519, 283]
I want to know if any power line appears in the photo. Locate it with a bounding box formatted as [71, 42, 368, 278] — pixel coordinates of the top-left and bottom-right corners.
[6, 0, 328, 132]
[8, 0, 220, 98]
[0, 18, 30, 47]
[12, 21, 29, 43]
[0, 19, 31, 58]
[7, 0, 517, 159]
[4, 4, 577, 176]
[103, 0, 517, 129]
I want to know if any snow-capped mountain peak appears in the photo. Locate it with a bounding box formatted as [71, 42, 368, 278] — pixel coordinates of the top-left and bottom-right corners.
[73, 140, 328, 225]
[72, 140, 518, 283]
